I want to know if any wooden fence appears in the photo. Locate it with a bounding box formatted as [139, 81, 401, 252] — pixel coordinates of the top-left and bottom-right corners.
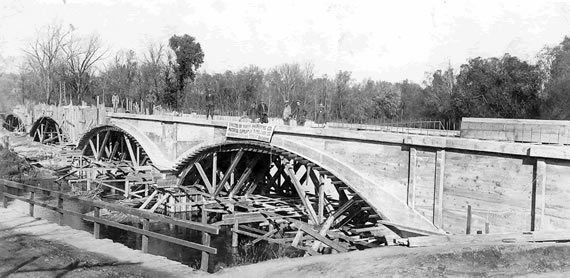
[0, 179, 219, 272]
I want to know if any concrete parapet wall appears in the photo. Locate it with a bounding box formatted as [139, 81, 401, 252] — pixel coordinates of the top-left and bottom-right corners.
[462, 117, 570, 144]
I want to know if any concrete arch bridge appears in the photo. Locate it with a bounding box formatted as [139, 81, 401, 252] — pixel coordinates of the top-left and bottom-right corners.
[22, 109, 570, 254]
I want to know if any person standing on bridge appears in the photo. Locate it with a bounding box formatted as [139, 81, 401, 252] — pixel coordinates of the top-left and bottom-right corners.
[316, 103, 326, 128]
[205, 90, 215, 120]
[293, 100, 307, 126]
[248, 101, 258, 122]
[257, 100, 269, 124]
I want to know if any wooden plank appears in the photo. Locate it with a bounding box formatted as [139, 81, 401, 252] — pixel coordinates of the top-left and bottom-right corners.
[149, 194, 169, 213]
[124, 135, 138, 166]
[297, 223, 347, 253]
[252, 229, 279, 245]
[229, 156, 261, 197]
[376, 220, 445, 236]
[89, 139, 97, 158]
[433, 149, 445, 228]
[405, 230, 570, 248]
[195, 162, 214, 194]
[285, 166, 319, 225]
[291, 229, 304, 247]
[97, 130, 111, 160]
[311, 214, 335, 251]
[139, 190, 159, 210]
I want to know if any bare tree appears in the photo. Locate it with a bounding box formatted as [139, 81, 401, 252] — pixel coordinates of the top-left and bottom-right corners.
[63, 33, 106, 102]
[23, 22, 71, 104]
[141, 42, 166, 98]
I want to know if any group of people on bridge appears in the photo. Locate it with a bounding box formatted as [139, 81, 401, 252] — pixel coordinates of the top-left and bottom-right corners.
[204, 90, 327, 127]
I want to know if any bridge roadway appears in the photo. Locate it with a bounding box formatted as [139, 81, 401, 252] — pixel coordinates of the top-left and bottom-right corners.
[12, 105, 570, 236]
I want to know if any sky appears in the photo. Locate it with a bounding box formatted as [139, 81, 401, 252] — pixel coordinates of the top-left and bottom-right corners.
[1, 0, 570, 83]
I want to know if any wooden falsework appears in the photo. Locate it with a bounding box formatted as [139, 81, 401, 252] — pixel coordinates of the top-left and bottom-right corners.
[433, 149, 445, 228]
[532, 159, 547, 231]
[407, 147, 417, 208]
[213, 149, 244, 196]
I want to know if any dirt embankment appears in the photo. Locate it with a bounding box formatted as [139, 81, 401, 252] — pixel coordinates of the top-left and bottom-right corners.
[214, 242, 570, 277]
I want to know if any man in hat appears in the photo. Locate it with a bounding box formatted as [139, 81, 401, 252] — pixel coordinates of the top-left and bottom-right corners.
[257, 100, 269, 123]
[205, 90, 215, 120]
[293, 100, 307, 126]
[316, 102, 326, 127]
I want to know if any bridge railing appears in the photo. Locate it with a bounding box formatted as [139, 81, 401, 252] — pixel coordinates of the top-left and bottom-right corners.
[0, 179, 219, 272]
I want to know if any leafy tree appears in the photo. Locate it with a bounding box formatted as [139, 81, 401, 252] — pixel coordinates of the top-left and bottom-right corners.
[399, 79, 424, 119]
[423, 68, 455, 121]
[454, 54, 541, 119]
[167, 34, 204, 109]
[331, 70, 351, 120]
[539, 37, 570, 119]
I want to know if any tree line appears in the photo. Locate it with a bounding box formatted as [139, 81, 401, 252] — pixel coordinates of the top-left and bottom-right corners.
[7, 23, 570, 125]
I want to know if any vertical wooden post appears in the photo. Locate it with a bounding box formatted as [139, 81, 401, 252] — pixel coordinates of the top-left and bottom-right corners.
[433, 149, 445, 228]
[201, 209, 211, 272]
[86, 169, 92, 191]
[466, 204, 472, 234]
[142, 218, 149, 253]
[318, 182, 324, 223]
[57, 183, 64, 225]
[407, 147, 417, 208]
[94, 207, 101, 239]
[531, 158, 547, 231]
[232, 217, 239, 248]
[212, 153, 217, 191]
[124, 180, 130, 198]
[28, 191, 35, 217]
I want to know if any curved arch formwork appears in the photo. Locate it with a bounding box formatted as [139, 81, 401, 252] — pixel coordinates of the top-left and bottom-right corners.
[29, 117, 64, 144]
[2, 114, 25, 132]
[70, 125, 160, 199]
[148, 140, 402, 255]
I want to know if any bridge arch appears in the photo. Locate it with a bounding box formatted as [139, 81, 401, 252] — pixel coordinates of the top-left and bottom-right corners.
[77, 123, 170, 170]
[29, 117, 63, 144]
[2, 114, 25, 132]
[173, 138, 443, 248]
